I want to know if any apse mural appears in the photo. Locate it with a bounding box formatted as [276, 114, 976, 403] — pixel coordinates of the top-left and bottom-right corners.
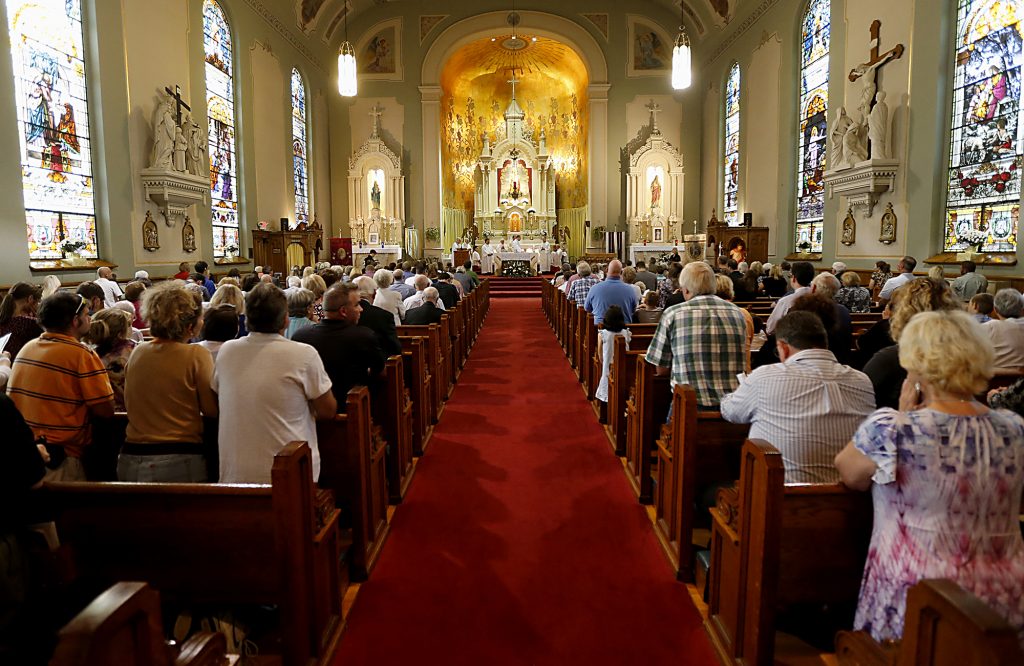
[439, 35, 589, 215]
[204, 0, 239, 257]
[795, 0, 830, 253]
[944, 0, 1023, 253]
[723, 62, 741, 226]
[7, 0, 97, 260]
[291, 68, 310, 228]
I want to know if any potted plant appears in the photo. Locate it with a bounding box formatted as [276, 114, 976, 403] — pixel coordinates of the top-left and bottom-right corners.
[796, 240, 812, 254]
[425, 227, 440, 244]
[60, 239, 88, 265]
[956, 228, 988, 261]
[225, 243, 239, 259]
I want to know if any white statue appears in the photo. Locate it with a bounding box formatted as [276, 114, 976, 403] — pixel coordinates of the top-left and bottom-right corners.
[869, 91, 890, 159]
[830, 107, 852, 169]
[151, 97, 175, 170]
[843, 118, 869, 164]
[858, 77, 877, 119]
[173, 124, 187, 172]
[183, 110, 205, 176]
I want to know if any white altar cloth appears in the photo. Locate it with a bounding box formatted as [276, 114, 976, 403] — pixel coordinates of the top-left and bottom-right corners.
[494, 251, 540, 275]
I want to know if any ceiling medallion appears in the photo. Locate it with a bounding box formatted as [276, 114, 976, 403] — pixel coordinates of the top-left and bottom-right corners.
[501, 35, 528, 51]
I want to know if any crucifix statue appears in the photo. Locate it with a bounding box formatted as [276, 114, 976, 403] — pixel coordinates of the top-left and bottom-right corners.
[645, 99, 662, 133]
[369, 102, 384, 138]
[164, 84, 191, 125]
[507, 72, 519, 100]
[848, 20, 904, 113]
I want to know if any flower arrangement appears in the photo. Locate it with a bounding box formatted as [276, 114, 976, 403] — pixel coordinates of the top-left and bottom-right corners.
[225, 243, 239, 254]
[424, 227, 441, 242]
[590, 225, 606, 243]
[797, 240, 812, 252]
[60, 239, 87, 254]
[502, 260, 532, 278]
[957, 227, 988, 250]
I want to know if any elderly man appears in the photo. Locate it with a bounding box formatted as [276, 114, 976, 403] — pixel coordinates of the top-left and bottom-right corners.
[584, 259, 639, 324]
[877, 255, 917, 304]
[765, 261, 815, 334]
[645, 262, 748, 409]
[390, 269, 416, 300]
[404, 274, 447, 312]
[215, 283, 335, 483]
[808, 271, 853, 363]
[951, 260, 989, 302]
[566, 261, 601, 304]
[982, 288, 1024, 372]
[721, 311, 875, 483]
[405, 287, 444, 325]
[294, 283, 386, 409]
[93, 267, 123, 308]
[352, 276, 402, 357]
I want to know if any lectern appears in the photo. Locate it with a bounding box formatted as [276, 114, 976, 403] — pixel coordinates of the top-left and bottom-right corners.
[453, 249, 470, 267]
[705, 224, 770, 264]
[252, 228, 321, 275]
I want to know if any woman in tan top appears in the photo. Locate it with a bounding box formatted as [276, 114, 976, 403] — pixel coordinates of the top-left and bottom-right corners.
[120, 282, 218, 482]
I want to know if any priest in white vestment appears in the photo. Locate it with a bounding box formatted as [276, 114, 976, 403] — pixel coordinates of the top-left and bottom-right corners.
[510, 236, 523, 252]
[481, 240, 496, 274]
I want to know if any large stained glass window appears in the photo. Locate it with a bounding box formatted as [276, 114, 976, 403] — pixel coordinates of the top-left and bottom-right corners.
[7, 0, 97, 260]
[795, 0, 830, 253]
[723, 62, 741, 226]
[204, 0, 238, 257]
[290, 68, 310, 229]
[944, 0, 1023, 253]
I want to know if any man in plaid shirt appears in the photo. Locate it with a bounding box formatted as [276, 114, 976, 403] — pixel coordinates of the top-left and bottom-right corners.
[645, 261, 748, 409]
[566, 261, 601, 304]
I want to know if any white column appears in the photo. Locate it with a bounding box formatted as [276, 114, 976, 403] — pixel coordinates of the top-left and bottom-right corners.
[588, 84, 610, 231]
[420, 86, 443, 244]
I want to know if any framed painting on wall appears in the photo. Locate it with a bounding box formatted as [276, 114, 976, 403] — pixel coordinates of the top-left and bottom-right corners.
[626, 15, 672, 78]
[368, 232, 381, 245]
[357, 18, 403, 81]
[653, 227, 664, 242]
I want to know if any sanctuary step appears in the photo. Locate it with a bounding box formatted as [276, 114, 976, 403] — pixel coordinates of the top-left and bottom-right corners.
[486, 276, 544, 298]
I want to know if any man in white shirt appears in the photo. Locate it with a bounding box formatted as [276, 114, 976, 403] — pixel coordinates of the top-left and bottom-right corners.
[765, 261, 815, 334]
[481, 239, 496, 274]
[94, 266, 123, 308]
[403, 274, 446, 311]
[877, 255, 917, 304]
[214, 283, 336, 483]
[983, 288, 1024, 372]
[721, 310, 875, 483]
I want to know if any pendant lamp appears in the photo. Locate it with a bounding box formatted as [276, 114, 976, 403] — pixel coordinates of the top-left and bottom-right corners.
[671, 5, 691, 90]
[338, 4, 357, 96]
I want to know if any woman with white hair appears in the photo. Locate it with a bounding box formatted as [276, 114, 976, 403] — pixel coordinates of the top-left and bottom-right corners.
[284, 288, 316, 339]
[836, 310, 1024, 646]
[372, 268, 405, 325]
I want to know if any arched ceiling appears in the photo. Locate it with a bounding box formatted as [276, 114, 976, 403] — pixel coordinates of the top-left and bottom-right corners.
[293, 1, 752, 49]
[440, 35, 589, 94]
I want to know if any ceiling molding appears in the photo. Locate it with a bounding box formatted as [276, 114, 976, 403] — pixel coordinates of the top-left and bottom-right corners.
[241, 0, 325, 71]
[703, 0, 780, 67]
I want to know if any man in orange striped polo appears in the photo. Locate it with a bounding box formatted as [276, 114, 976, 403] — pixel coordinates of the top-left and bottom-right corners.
[7, 291, 114, 481]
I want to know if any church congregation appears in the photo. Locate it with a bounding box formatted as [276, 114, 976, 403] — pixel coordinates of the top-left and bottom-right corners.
[2, 0, 1024, 663]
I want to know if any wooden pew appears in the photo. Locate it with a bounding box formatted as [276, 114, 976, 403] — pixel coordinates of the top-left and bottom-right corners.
[397, 323, 445, 424]
[604, 335, 653, 456]
[377, 354, 415, 503]
[51, 582, 229, 666]
[45, 442, 343, 666]
[623, 356, 672, 503]
[438, 313, 456, 398]
[318, 387, 390, 581]
[835, 579, 1024, 666]
[400, 335, 433, 455]
[706, 439, 872, 666]
[588, 322, 661, 416]
[579, 311, 597, 396]
[653, 385, 748, 581]
[87, 413, 219, 482]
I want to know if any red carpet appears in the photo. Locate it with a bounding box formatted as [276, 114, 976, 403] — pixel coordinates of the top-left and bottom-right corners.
[334, 298, 716, 665]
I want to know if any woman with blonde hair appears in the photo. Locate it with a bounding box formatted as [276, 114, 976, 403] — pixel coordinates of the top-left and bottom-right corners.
[210, 283, 246, 336]
[302, 266, 314, 279]
[762, 263, 788, 298]
[40, 274, 62, 299]
[835, 310, 1024, 645]
[82, 308, 135, 409]
[862, 277, 960, 408]
[301, 274, 327, 321]
[120, 282, 217, 482]
[372, 268, 405, 325]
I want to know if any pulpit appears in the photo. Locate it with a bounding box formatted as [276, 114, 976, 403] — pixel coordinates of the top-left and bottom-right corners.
[705, 224, 770, 264]
[252, 229, 321, 275]
[453, 249, 470, 267]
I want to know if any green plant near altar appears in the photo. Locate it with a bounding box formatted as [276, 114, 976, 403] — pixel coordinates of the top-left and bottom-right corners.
[590, 225, 606, 243]
[425, 227, 440, 241]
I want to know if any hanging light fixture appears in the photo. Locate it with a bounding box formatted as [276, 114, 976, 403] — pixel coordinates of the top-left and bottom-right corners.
[337, 2, 357, 96]
[671, 1, 691, 90]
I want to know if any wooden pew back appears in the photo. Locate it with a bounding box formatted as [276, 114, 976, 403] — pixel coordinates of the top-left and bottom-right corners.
[399, 335, 432, 455]
[605, 335, 653, 456]
[624, 356, 672, 502]
[397, 323, 445, 423]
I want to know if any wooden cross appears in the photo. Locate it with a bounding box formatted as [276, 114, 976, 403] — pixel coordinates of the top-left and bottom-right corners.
[847, 20, 904, 84]
[164, 85, 191, 124]
[645, 99, 662, 131]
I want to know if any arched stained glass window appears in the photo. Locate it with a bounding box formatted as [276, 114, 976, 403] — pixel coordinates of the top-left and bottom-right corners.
[723, 62, 741, 226]
[795, 0, 830, 253]
[7, 0, 97, 260]
[944, 0, 1022, 254]
[290, 68, 310, 229]
[204, 0, 238, 258]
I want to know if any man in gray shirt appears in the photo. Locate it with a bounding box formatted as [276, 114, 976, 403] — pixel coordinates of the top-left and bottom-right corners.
[634, 261, 658, 292]
[951, 260, 989, 302]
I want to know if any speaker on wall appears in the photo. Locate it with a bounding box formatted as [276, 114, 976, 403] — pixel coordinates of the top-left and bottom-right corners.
[743, 212, 753, 227]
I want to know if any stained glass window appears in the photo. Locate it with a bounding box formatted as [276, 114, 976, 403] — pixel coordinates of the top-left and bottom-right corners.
[944, 0, 1023, 253]
[7, 0, 97, 260]
[204, 0, 238, 257]
[290, 68, 310, 229]
[795, 0, 830, 253]
[723, 62, 741, 226]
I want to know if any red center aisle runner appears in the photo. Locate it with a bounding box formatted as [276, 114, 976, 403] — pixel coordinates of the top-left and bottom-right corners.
[334, 297, 716, 665]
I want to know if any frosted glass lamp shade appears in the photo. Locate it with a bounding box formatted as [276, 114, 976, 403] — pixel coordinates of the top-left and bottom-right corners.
[671, 33, 691, 90]
[338, 42, 357, 97]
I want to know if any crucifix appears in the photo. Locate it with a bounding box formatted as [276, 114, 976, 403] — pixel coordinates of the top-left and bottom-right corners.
[847, 20, 904, 107]
[645, 99, 662, 132]
[164, 84, 191, 124]
[369, 102, 384, 138]
[507, 72, 519, 100]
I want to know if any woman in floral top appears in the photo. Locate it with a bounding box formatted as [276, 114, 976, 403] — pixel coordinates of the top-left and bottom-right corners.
[868, 260, 893, 295]
[835, 271, 872, 313]
[82, 308, 136, 410]
[657, 262, 683, 309]
[836, 310, 1024, 646]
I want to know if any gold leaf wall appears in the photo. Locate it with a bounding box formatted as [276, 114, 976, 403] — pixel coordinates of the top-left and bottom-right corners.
[440, 35, 589, 213]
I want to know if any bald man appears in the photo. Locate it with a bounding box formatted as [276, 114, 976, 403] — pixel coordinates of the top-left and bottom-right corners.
[584, 259, 639, 324]
[94, 266, 123, 308]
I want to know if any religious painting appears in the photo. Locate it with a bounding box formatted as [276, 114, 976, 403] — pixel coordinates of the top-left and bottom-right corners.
[944, 0, 1023, 253]
[291, 68, 310, 229]
[142, 211, 159, 251]
[723, 62, 741, 226]
[627, 17, 672, 77]
[841, 209, 856, 246]
[204, 0, 239, 259]
[880, 203, 898, 244]
[367, 232, 380, 245]
[367, 168, 385, 213]
[358, 19, 403, 81]
[297, 0, 328, 33]
[794, 0, 830, 254]
[653, 227, 664, 242]
[7, 0, 98, 260]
